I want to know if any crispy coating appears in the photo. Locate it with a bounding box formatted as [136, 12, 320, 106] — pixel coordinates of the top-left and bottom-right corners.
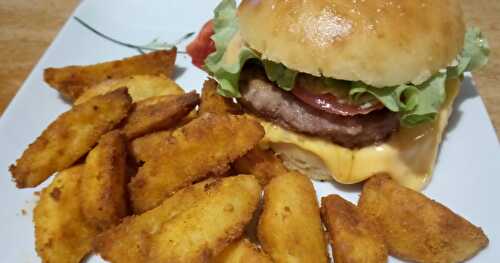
[44, 49, 176, 101]
[213, 238, 273, 263]
[121, 91, 200, 139]
[258, 172, 329, 263]
[74, 74, 184, 105]
[148, 175, 261, 262]
[358, 174, 489, 263]
[80, 130, 128, 231]
[10, 89, 132, 188]
[211, 238, 273, 263]
[96, 175, 261, 263]
[199, 78, 241, 115]
[34, 166, 99, 263]
[129, 113, 264, 213]
[95, 178, 217, 262]
[233, 147, 288, 186]
[128, 130, 173, 162]
[321, 194, 388, 263]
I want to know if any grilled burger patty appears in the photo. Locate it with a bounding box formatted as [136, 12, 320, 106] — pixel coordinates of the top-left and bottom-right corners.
[238, 67, 399, 148]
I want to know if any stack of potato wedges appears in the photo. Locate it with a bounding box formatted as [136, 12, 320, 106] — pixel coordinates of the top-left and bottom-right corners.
[9, 50, 489, 263]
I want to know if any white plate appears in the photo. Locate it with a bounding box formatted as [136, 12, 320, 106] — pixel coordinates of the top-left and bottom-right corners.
[0, 0, 499, 262]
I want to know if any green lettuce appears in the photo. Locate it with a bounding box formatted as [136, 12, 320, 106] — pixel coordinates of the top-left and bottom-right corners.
[349, 27, 489, 127]
[204, 0, 489, 126]
[448, 27, 490, 78]
[204, 0, 297, 97]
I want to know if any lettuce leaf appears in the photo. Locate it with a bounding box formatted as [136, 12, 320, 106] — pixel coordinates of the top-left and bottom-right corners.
[204, 0, 297, 97]
[448, 27, 490, 78]
[349, 73, 446, 127]
[204, 0, 251, 97]
[350, 27, 489, 127]
[262, 61, 298, 91]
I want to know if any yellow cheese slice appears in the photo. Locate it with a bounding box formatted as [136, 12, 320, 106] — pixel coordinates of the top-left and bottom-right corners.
[259, 78, 460, 190]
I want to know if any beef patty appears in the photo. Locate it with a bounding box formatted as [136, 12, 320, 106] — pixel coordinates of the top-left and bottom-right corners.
[238, 67, 399, 148]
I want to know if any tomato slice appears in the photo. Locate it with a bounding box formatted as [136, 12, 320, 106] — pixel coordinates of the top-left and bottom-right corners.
[186, 20, 216, 69]
[292, 84, 383, 116]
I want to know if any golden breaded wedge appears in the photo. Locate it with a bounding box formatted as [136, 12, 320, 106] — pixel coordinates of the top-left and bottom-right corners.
[96, 175, 261, 263]
[10, 89, 132, 188]
[233, 147, 288, 186]
[80, 130, 128, 231]
[358, 175, 489, 263]
[128, 113, 198, 163]
[321, 194, 388, 263]
[128, 130, 173, 162]
[199, 78, 241, 115]
[96, 178, 217, 262]
[44, 49, 176, 101]
[129, 114, 264, 213]
[74, 74, 184, 105]
[34, 166, 98, 263]
[213, 238, 273, 263]
[258, 172, 329, 263]
[122, 91, 200, 139]
[148, 175, 261, 262]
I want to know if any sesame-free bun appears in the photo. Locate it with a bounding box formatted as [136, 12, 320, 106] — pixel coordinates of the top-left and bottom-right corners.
[238, 0, 465, 87]
[257, 78, 460, 190]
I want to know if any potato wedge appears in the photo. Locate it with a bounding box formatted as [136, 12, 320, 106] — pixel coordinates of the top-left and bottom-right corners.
[213, 238, 273, 263]
[233, 147, 288, 186]
[199, 78, 241, 115]
[258, 172, 329, 263]
[122, 91, 200, 139]
[321, 194, 388, 263]
[44, 49, 176, 101]
[96, 175, 261, 263]
[96, 178, 217, 262]
[74, 74, 184, 105]
[34, 165, 98, 263]
[129, 113, 264, 213]
[128, 130, 173, 162]
[358, 174, 489, 263]
[80, 130, 128, 231]
[10, 88, 132, 188]
[148, 175, 261, 262]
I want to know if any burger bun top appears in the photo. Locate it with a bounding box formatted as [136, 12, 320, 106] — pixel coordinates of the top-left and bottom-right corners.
[238, 0, 465, 87]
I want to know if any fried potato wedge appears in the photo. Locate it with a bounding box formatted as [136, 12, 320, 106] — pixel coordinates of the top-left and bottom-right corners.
[74, 74, 184, 105]
[358, 174, 489, 263]
[122, 91, 200, 139]
[213, 238, 273, 263]
[233, 147, 288, 186]
[321, 194, 388, 263]
[10, 89, 132, 188]
[80, 130, 128, 231]
[148, 175, 261, 262]
[44, 49, 176, 101]
[96, 175, 261, 263]
[96, 178, 217, 262]
[128, 130, 173, 162]
[129, 113, 264, 213]
[199, 78, 241, 115]
[34, 165, 99, 263]
[258, 172, 329, 263]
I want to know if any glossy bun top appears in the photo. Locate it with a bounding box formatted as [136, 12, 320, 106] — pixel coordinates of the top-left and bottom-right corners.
[238, 0, 465, 86]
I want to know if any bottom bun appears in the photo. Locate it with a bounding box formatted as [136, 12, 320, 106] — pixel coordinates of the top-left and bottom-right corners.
[257, 78, 460, 191]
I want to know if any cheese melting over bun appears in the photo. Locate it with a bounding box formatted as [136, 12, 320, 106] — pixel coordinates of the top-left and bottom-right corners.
[258, 79, 460, 190]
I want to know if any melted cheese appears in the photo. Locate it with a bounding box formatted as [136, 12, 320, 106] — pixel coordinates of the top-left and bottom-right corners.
[259, 79, 460, 190]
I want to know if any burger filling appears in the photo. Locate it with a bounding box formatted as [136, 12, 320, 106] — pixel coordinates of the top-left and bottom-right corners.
[187, 0, 489, 147]
[239, 65, 399, 148]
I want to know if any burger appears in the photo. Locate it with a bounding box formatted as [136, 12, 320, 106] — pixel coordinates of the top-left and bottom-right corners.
[187, 0, 489, 190]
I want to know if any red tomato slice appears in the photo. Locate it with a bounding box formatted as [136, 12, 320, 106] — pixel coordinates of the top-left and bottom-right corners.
[292, 85, 383, 116]
[186, 20, 216, 69]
